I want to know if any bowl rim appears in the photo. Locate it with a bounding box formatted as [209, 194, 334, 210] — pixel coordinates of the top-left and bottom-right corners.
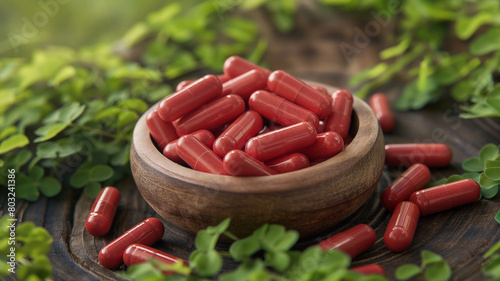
[131, 81, 380, 194]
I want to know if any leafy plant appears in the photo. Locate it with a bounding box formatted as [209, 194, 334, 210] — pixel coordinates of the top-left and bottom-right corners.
[395, 250, 451, 281]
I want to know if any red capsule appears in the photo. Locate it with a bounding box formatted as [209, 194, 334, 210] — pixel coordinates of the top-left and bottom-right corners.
[213, 111, 263, 158]
[158, 75, 222, 122]
[344, 134, 353, 146]
[317, 119, 326, 134]
[86, 186, 121, 237]
[177, 135, 227, 175]
[98, 218, 164, 269]
[369, 93, 395, 133]
[123, 244, 186, 272]
[318, 224, 376, 258]
[221, 69, 267, 100]
[380, 164, 431, 211]
[325, 89, 353, 139]
[246, 122, 317, 161]
[300, 131, 344, 161]
[265, 153, 310, 174]
[223, 150, 277, 176]
[385, 143, 452, 168]
[409, 179, 481, 216]
[249, 90, 319, 128]
[146, 109, 178, 150]
[268, 70, 332, 118]
[310, 85, 329, 97]
[163, 130, 215, 164]
[384, 201, 420, 252]
[351, 264, 386, 276]
[176, 95, 245, 136]
[223, 55, 271, 79]
[176, 75, 230, 92]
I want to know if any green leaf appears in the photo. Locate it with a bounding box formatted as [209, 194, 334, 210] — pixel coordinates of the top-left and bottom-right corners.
[195, 231, 219, 252]
[29, 165, 45, 181]
[34, 123, 68, 143]
[122, 22, 151, 46]
[206, 218, 231, 235]
[0, 134, 29, 154]
[69, 168, 91, 188]
[446, 175, 464, 183]
[229, 237, 261, 261]
[432, 178, 448, 186]
[395, 264, 422, 280]
[89, 165, 114, 182]
[482, 185, 499, 199]
[461, 172, 480, 182]
[147, 3, 182, 28]
[482, 255, 500, 278]
[37, 139, 82, 159]
[470, 28, 500, 55]
[496, 210, 500, 224]
[480, 144, 499, 163]
[485, 168, 500, 180]
[117, 110, 139, 128]
[59, 102, 86, 123]
[265, 251, 290, 272]
[118, 98, 149, 113]
[9, 149, 32, 168]
[455, 13, 493, 40]
[17, 174, 39, 201]
[190, 250, 222, 277]
[39, 177, 62, 197]
[421, 250, 444, 267]
[380, 36, 410, 60]
[274, 230, 299, 251]
[395, 79, 439, 110]
[0, 126, 17, 140]
[50, 65, 76, 86]
[481, 173, 498, 189]
[84, 182, 102, 198]
[350, 63, 388, 86]
[424, 261, 451, 281]
[462, 157, 484, 172]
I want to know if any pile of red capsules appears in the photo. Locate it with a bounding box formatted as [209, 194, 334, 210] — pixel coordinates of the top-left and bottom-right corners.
[146, 56, 354, 176]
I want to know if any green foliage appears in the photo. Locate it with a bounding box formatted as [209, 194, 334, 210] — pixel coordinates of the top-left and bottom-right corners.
[395, 250, 451, 281]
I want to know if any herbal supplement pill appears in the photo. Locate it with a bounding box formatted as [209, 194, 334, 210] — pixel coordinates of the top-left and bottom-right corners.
[176, 95, 245, 136]
[301, 131, 344, 161]
[318, 224, 376, 258]
[351, 264, 386, 276]
[176, 74, 230, 92]
[409, 179, 481, 216]
[213, 111, 263, 158]
[86, 186, 121, 237]
[380, 164, 431, 211]
[223, 150, 277, 176]
[268, 70, 332, 118]
[369, 93, 395, 133]
[246, 122, 317, 161]
[249, 90, 319, 128]
[146, 109, 178, 150]
[221, 69, 267, 100]
[177, 135, 227, 175]
[310, 85, 329, 97]
[123, 244, 186, 271]
[385, 143, 452, 168]
[163, 130, 215, 164]
[325, 89, 353, 139]
[384, 201, 420, 252]
[98, 218, 164, 269]
[265, 153, 310, 174]
[158, 74, 222, 122]
[223, 55, 271, 79]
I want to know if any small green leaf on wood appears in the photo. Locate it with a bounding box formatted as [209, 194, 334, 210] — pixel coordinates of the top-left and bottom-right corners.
[421, 250, 444, 267]
[481, 173, 498, 189]
[485, 168, 500, 180]
[495, 210, 500, 224]
[482, 254, 500, 278]
[84, 182, 102, 198]
[462, 157, 484, 172]
[89, 165, 114, 182]
[70, 168, 91, 188]
[482, 185, 499, 199]
[395, 264, 422, 280]
[39, 177, 62, 197]
[424, 261, 452, 281]
[480, 144, 499, 163]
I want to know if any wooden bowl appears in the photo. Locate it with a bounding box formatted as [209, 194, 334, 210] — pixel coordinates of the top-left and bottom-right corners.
[130, 82, 385, 238]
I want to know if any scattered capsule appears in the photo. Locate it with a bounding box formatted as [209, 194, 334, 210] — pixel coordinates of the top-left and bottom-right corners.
[98, 218, 164, 269]
[163, 130, 215, 164]
[223, 150, 277, 176]
[310, 85, 329, 97]
[265, 153, 310, 174]
[158, 74, 222, 122]
[249, 90, 319, 128]
[325, 89, 353, 139]
[369, 93, 395, 133]
[246, 122, 317, 161]
[384, 201, 420, 252]
[223, 55, 271, 79]
[318, 224, 376, 258]
[351, 264, 386, 276]
[177, 135, 227, 175]
[385, 143, 452, 168]
[86, 186, 121, 237]
[268, 70, 332, 118]
[213, 111, 263, 158]
[176, 95, 245, 136]
[409, 179, 481, 216]
[123, 244, 186, 273]
[380, 164, 431, 211]
[300, 131, 344, 161]
[146, 109, 178, 150]
[221, 69, 267, 100]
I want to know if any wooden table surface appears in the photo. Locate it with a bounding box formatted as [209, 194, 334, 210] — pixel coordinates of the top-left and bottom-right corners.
[2, 6, 500, 281]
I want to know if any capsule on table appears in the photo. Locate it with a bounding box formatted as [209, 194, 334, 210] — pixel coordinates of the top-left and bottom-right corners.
[86, 186, 121, 237]
[177, 135, 227, 175]
[318, 224, 376, 258]
[163, 130, 215, 164]
[223, 150, 277, 176]
[265, 153, 310, 174]
[384, 201, 420, 252]
[300, 131, 344, 161]
[123, 244, 187, 272]
[385, 143, 452, 168]
[213, 111, 263, 158]
[409, 179, 481, 216]
[369, 93, 395, 133]
[246, 122, 317, 161]
[223, 55, 272, 79]
[98, 217, 164, 269]
[146, 109, 178, 150]
[351, 264, 386, 276]
[221, 69, 267, 100]
[268, 70, 332, 118]
[158, 75, 222, 122]
[249, 90, 319, 128]
[175, 95, 245, 136]
[325, 89, 354, 139]
[380, 164, 431, 211]
[310, 85, 329, 97]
